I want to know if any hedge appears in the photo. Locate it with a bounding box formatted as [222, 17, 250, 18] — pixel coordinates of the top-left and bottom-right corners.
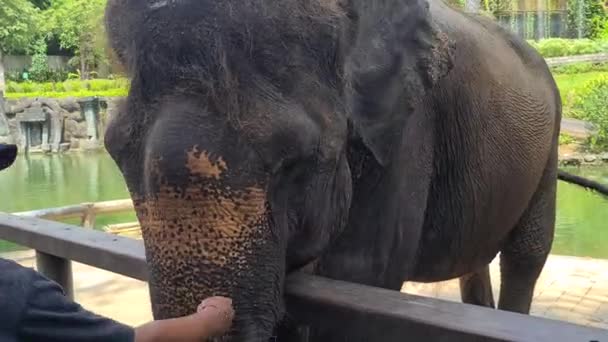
[528, 38, 608, 58]
[569, 76, 608, 149]
[5, 79, 129, 99]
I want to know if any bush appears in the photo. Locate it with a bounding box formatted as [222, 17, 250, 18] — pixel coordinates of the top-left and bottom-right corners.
[6, 82, 23, 93]
[4, 78, 130, 99]
[20, 82, 35, 93]
[559, 133, 576, 145]
[571, 76, 608, 149]
[528, 38, 607, 57]
[5, 71, 22, 83]
[5, 88, 128, 99]
[566, 0, 607, 39]
[29, 39, 51, 83]
[63, 80, 84, 92]
[551, 62, 608, 74]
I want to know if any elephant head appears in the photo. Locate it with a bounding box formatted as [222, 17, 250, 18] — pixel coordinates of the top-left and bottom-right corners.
[105, 0, 451, 340]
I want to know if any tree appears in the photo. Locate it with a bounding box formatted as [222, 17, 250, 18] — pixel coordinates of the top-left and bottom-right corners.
[0, 0, 40, 92]
[45, 0, 108, 80]
[567, 0, 607, 38]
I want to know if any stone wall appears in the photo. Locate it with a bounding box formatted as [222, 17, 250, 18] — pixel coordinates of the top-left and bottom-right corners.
[0, 96, 124, 153]
[560, 153, 608, 166]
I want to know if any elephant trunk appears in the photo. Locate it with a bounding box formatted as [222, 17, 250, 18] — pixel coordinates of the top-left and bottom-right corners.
[132, 150, 285, 341]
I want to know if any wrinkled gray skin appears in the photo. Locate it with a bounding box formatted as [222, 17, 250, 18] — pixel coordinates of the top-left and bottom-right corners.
[105, 0, 561, 340]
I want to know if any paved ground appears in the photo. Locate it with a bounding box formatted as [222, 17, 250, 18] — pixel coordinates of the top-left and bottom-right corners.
[561, 118, 597, 139]
[402, 254, 608, 330]
[3, 250, 608, 330]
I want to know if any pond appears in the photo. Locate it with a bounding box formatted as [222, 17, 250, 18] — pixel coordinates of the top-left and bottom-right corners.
[1, 152, 607, 259]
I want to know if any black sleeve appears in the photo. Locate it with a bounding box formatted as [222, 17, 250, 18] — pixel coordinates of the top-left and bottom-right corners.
[17, 269, 135, 342]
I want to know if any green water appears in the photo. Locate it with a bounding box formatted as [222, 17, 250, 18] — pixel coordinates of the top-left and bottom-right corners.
[0, 152, 136, 252]
[1, 152, 607, 258]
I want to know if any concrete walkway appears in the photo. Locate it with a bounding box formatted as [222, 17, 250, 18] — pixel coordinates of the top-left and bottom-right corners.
[3, 251, 608, 330]
[561, 118, 597, 139]
[402, 254, 608, 330]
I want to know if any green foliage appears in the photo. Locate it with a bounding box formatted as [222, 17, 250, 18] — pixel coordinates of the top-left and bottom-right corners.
[598, 18, 608, 40]
[5, 78, 129, 99]
[551, 62, 608, 74]
[528, 38, 608, 57]
[559, 133, 576, 145]
[43, 0, 108, 79]
[554, 71, 608, 116]
[5, 88, 128, 99]
[5, 70, 23, 82]
[28, 38, 50, 82]
[28, 0, 51, 10]
[566, 0, 607, 39]
[571, 76, 608, 148]
[0, 0, 40, 54]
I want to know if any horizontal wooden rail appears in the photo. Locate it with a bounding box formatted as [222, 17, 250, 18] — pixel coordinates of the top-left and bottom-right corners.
[13, 199, 134, 220]
[0, 212, 607, 342]
[545, 52, 608, 67]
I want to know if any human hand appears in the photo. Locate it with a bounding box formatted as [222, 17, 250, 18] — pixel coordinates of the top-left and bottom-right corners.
[196, 296, 235, 337]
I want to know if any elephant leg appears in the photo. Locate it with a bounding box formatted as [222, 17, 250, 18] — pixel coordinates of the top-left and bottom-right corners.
[498, 153, 556, 314]
[459, 265, 495, 308]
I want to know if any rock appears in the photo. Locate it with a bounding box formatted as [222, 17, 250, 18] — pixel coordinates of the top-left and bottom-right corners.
[66, 110, 84, 122]
[59, 142, 71, 153]
[39, 98, 63, 114]
[561, 155, 583, 166]
[76, 121, 89, 138]
[80, 139, 103, 151]
[69, 139, 80, 150]
[59, 97, 81, 112]
[0, 136, 14, 144]
[583, 154, 597, 163]
[63, 119, 87, 140]
[7, 98, 33, 114]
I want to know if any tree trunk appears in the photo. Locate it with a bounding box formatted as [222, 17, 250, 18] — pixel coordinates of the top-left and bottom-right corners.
[0, 51, 6, 94]
[80, 39, 89, 80]
[80, 52, 87, 80]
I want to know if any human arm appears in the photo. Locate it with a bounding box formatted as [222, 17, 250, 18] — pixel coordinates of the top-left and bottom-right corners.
[4, 258, 233, 342]
[134, 297, 234, 342]
[10, 261, 134, 342]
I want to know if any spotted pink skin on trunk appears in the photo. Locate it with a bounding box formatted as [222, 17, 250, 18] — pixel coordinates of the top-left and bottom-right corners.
[132, 148, 271, 321]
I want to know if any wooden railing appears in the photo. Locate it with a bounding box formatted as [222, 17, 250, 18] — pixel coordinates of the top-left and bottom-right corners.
[545, 52, 608, 67]
[14, 199, 139, 235]
[1, 212, 607, 341]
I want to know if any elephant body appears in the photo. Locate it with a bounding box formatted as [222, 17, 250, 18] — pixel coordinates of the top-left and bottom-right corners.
[318, 0, 559, 287]
[105, 0, 560, 340]
[309, 4, 560, 339]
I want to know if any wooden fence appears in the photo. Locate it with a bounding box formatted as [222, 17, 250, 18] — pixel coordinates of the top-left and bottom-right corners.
[1, 212, 607, 341]
[14, 199, 138, 235]
[545, 53, 608, 67]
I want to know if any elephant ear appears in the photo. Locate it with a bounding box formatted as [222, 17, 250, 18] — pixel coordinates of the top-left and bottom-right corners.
[342, 0, 453, 166]
[104, 0, 147, 76]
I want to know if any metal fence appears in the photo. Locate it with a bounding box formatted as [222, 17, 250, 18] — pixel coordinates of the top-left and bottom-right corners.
[495, 10, 570, 39]
[0, 212, 607, 341]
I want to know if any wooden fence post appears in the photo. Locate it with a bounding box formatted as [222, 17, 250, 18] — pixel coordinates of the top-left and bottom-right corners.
[81, 207, 96, 229]
[36, 250, 74, 300]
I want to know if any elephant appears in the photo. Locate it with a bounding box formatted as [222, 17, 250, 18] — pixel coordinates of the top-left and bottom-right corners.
[104, 0, 606, 340]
